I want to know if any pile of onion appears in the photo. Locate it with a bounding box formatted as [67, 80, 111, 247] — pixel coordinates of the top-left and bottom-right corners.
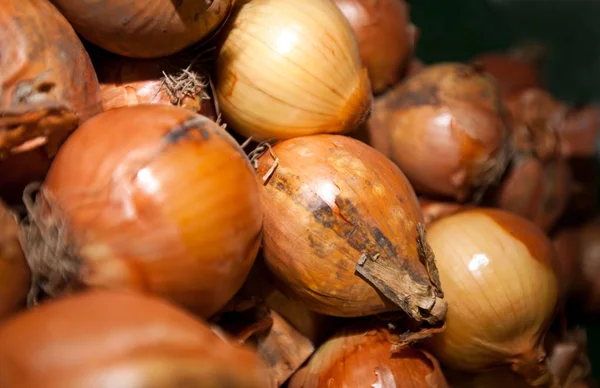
[288, 324, 449, 387]
[363, 63, 512, 201]
[333, 0, 417, 94]
[424, 209, 559, 385]
[255, 134, 446, 327]
[0, 0, 101, 203]
[0, 290, 267, 387]
[22, 104, 262, 317]
[215, 0, 372, 140]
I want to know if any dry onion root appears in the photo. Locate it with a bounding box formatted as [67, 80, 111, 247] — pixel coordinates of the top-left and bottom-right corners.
[424, 209, 560, 386]
[255, 135, 446, 332]
[49, 0, 233, 58]
[22, 104, 262, 318]
[0, 291, 268, 388]
[215, 0, 372, 141]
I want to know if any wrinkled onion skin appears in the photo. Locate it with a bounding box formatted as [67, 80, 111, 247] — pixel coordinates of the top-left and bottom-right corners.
[42, 105, 262, 317]
[425, 209, 559, 372]
[49, 0, 233, 58]
[474, 54, 542, 97]
[0, 291, 267, 388]
[334, 0, 415, 94]
[294, 325, 449, 388]
[0, 202, 30, 319]
[256, 135, 432, 317]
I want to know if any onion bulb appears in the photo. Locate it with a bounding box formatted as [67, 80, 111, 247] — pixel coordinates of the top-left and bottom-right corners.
[255, 134, 446, 325]
[0, 290, 267, 387]
[575, 218, 600, 312]
[446, 368, 530, 388]
[23, 105, 262, 317]
[419, 197, 468, 226]
[97, 54, 216, 119]
[49, 0, 233, 58]
[0, 201, 30, 319]
[424, 209, 559, 385]
[289, 324, 449, 387]
[558, 105, 600, 158]
[365, 63, 511, 201]
[333, 0, 417, 94]
[215, 0, 372, 141]
[473, 53, 542, 97]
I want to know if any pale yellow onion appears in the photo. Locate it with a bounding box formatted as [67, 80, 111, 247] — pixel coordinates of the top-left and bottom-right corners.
[424, 209, 559, 385]
[215, 0, 372, 140]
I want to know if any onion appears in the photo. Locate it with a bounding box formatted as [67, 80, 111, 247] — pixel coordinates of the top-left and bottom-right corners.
[558, 105, 600, 158]
[364, 63, 511, 201]
[23, 105, 262, 317]
[419, 197, 468, 226]
[552, 228, 582, 296]
[49, 0, 232, 58]
[255, 135, 446, 327]
[333, 0, 417, 94]
[0, 201, 30, 319]
[446, 368, 530, 388]
[289, 324, 449, 387]
[473, 53, 542, 97]
[576, 218, 600, 312]
[214, 0, 372, 141]
[424, 209, 559, 385]
[0, 290, 267, 387]
[563, 158, 599, 223]
[97, 54, 216, 119]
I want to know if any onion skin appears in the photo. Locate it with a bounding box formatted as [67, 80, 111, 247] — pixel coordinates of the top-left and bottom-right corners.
[0, 201, 30, 319]
[290, 325, 449, 388]
[28, 105, 262, 317]
[333, 0, 416, 94]
[366, 63, 511, 201]
[0, 291, 267, 388]
[215, 0, 372, 141]
[49, 0, 232, 58]
[256, 135, 445, 323]
[473, 53, 542, 97]
[425, 209, 559, 384]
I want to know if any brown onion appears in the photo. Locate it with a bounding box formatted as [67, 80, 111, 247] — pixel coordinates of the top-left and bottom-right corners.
[576, 218, 600, 312]
[0, 0, 101, 202]
[255, 135, 446, 326]
[0, 290, 267, 387]
[0, 201, 30, 319]
[446, 368, 530, 388]
[23, 105, 262, 317]
[419, 197, 468, 226]
[425, 209, 559, 385]
[49, 0, 232, 58]
[289, 324, 449, 387]
[333, 0, 417, 94]
[473, 53, 542, 97]
[552, 228, 583, 296]
[96, 54, 217, 119]
[558, 105, 600, 158]
[365, 63, 511, 201]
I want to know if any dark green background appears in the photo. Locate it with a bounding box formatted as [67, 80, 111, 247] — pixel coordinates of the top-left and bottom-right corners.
[407, 0, 599, 378]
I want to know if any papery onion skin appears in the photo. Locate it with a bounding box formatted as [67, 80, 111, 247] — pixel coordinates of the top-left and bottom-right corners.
[29, 105, 262, 317]
[425, 209, 559, 383]
[365, 63, 511, 201]
[473, 53, 542, 97]
[291, 324, 449, 388]
[0, 201, 30, 319]
[333, 0, 416, 94]
[0, 291, 267, 388]
[256, 134, 445, 321]
[215, 0, 372, 141]
[49, 0, 232, 58]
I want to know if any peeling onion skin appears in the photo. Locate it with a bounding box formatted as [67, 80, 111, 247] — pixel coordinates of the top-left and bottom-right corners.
[215, 0, 372, 141]
[256, 135, 445, 320]
[289, 325, 449, 388]
[0, 201, 30, 320]
[49, 0, 233, 58]
[365, 63, 512, 202]
[0, 291, 268, 388]
[35, 105, 262, 317]
[333, 0, 417, 94]
[424, 209, 559, 384]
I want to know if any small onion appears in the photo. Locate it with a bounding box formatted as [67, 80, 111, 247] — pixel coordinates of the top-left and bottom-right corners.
[576, 218, 600, 312]
[365, 63, 511, 201]
[24, 105, 262, 317]
[419, 197, 468, 226]
[424, 209, 559, 385]
[215, 0, 372, 140]
[473, 53, 542, 97]
[0, 291, 267, 387]
[0, 201, 30, 319]
[97, 54, 216, 119]
[558, 105, 600, 158]
[289, 324, 449, 387]
[49, 0, 233, 58]
[333, 0, 417, 94]
[255, 134, 446, 324]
